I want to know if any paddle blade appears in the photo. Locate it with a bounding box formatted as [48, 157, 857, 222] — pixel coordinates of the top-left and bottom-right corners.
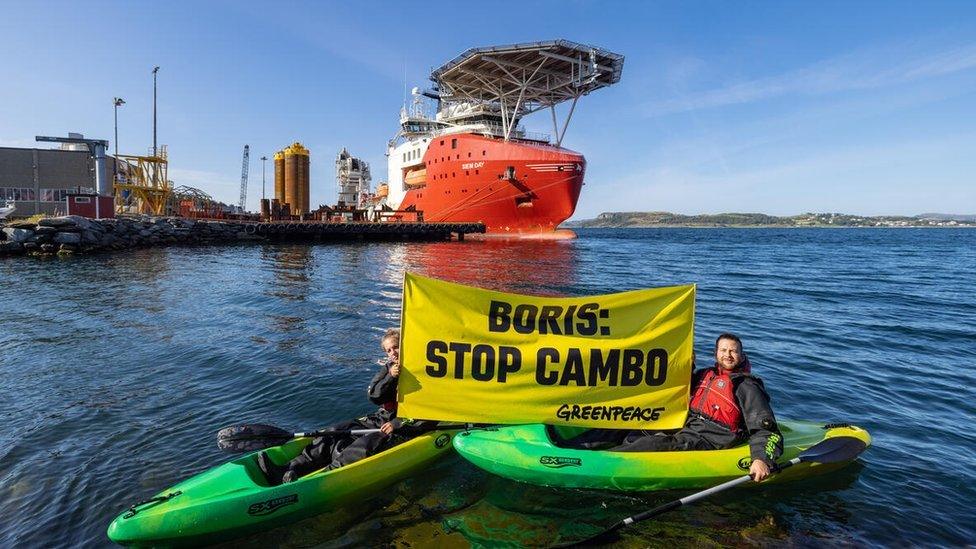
[797, 436, 867, 465]
[217, 424, 293, 452]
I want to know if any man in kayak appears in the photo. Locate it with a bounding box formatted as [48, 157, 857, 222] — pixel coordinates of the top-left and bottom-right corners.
[258, 328, 434, 484]
[568, 333, 783, 481]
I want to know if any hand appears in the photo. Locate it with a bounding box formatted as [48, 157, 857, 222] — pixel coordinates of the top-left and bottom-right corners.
[388, 363, 400, 377]
[750, 459, 771, 482]
[379, 422, 394, 436]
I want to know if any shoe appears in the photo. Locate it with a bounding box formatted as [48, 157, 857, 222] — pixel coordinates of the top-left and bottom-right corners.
[282, 470, 298, 483]
[256, 452, 287, 486]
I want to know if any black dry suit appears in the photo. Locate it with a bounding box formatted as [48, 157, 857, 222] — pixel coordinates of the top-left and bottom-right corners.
[613, 363, 784, 466]
[283, 363, 436, 479]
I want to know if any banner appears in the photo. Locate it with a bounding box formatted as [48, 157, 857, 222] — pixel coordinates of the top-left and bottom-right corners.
[398, 273, 696, 429]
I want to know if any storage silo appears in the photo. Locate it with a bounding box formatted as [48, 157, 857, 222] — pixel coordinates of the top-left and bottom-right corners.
[284, 142, 310, 215]
[274, 151, 285, 205]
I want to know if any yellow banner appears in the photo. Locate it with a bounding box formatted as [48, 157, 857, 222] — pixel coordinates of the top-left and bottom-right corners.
[398, 273, 695, 429]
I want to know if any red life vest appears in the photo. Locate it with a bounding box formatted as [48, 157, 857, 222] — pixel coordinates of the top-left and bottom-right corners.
[688, 362, 751, 433]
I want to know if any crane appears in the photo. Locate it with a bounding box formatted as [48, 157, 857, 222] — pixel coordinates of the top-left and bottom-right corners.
[238, 145, 250, 211]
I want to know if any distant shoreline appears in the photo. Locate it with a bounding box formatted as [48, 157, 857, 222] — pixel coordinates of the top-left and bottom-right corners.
[563, 211, 976, 229]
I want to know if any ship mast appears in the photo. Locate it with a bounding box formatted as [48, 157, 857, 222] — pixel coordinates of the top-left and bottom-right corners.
[430, 40, 624, 145]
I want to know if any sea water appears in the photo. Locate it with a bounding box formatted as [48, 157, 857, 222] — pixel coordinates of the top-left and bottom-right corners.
[0, 228, 973, 546]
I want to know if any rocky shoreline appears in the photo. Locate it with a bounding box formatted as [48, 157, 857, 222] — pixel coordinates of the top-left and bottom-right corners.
[0, 216, 263, 257]
[0, 216, 481, 257]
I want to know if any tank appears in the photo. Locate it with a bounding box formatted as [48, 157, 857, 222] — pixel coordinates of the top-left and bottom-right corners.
[283, 142, 310, 215]
[274, 151, 285, 205]
[260, 198, 270, 219]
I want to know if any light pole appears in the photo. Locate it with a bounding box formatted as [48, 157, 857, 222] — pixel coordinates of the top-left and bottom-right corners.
[152, 66, 160, 156]
[261, 156, 268, 200]
[113, 97, 125, 180]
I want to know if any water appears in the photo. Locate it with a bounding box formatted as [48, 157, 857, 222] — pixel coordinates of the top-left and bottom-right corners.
[1, 228, 974, 547]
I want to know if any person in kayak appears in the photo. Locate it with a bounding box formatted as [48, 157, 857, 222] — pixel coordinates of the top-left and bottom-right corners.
[566, 333, 783, 481]
[258, 328, 435, 485]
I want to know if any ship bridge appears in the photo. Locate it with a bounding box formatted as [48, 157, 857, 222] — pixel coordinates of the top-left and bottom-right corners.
[430, 40, 624, 145]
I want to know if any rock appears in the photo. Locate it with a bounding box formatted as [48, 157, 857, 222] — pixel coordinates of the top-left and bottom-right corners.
[0, 241, 24, 253]
[2, 227, 34, 243]
[22, 242, 38, 251]
[38, 217, 79, 229]
[58, 243, 79, 253]
[7, 221, 37, 230]
[54, 232, 82, 244]
[40, 243, 57, 253]
[35, 226, 57, 235]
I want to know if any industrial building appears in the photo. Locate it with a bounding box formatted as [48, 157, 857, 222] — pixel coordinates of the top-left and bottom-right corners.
[0, 134, 119, 216]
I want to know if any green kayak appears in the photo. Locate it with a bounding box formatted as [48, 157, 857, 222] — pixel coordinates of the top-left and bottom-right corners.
[453, 420, 870, 491]
[107, 429, 457, 547]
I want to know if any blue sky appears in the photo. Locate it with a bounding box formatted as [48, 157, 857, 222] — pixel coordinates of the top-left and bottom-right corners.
[2, 1, 974, 217]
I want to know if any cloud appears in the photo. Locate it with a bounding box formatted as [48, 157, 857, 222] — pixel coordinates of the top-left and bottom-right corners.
[581, 131, 976, 217]
[645, 42, 976, 117]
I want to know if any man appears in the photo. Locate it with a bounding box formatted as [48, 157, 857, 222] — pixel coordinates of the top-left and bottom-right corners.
[258, 328, 431, 484]
[612, 333, 783, 481]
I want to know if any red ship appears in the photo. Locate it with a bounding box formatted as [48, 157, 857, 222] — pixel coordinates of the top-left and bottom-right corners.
[382, 40, 624, 236]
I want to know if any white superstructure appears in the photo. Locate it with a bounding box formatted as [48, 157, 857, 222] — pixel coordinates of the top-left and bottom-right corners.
[335, 148, 371, 208]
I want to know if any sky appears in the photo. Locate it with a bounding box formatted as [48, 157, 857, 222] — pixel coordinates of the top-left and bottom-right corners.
[1, 1, 974, 218]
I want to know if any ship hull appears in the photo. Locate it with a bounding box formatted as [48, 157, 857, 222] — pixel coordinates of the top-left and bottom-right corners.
[395, 134, 584, 234]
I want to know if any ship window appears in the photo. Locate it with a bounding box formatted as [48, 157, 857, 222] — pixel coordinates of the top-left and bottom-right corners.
[468, 152, 471, 158]
[465, 171, 469, 176]
[475, 170, 479, 175]
[402, 153, 406, 162]
[452, 172, 455, 177]
[482, 150, 486, 156]
[451, 138, 457, 149]
[440, 140, 444, 146]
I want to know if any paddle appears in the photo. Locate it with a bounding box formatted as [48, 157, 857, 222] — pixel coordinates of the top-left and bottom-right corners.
[557, 435, 868, 547]
[217, 422, 472, 452]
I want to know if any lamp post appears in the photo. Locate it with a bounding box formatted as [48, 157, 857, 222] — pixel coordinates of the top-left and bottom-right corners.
[261, 156, 268, 200]
[152, 66, 160, 156]
[113, 97, 125, 180]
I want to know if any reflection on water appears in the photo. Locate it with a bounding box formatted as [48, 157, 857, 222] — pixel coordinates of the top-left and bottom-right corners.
[1, 229, 974, 547]
[386, 239, 580, 295]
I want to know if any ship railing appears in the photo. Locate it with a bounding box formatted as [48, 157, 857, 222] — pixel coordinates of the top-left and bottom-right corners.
[431, 122, 552, 144]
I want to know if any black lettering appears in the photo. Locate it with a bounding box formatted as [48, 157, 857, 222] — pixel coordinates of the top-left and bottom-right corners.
[575, 303, 599, 336]
[570, 405, 582, 419]
[512, 304, 538, 334]
[559, 348, 586, 386]
[488, 300, 512, 332]
[448, 342, 471, 379]
[645, 349, 668, 386]
[497, 346, 521, 383]
[538, 305, 563, 335]
[563, 305, 577, 335]
[470, 344, 495, 381]
[621, 349, 644, 386]
[536, 348, 560, 385]
[588, 349, 620, 386]
[425, 340, 448, 377]
[556, 404, 570, 420]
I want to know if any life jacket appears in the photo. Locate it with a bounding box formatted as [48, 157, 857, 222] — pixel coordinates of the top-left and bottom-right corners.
[688, 360, 751, 433]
